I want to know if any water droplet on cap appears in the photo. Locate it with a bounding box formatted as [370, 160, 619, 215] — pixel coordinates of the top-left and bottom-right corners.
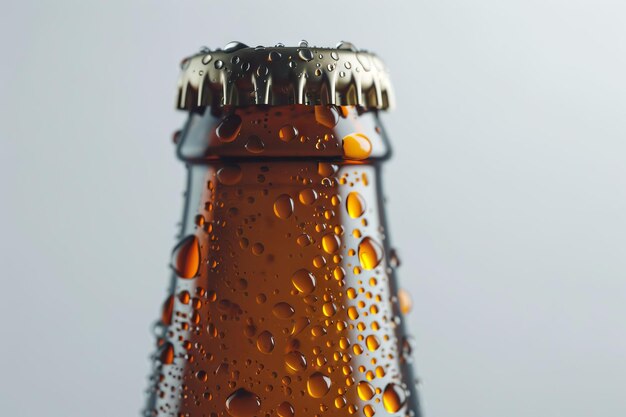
[268, 50, 282, 62]
[223, 41, 249, 52]
[298, 48, 314, 62]
[336, 41, 358, 51]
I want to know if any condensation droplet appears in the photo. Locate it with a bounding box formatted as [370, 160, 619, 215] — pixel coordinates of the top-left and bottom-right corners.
[298, 188, 318, 205]
[274, 194, 295, 219]
[256, 330, 275, 354]
[223, 41, 249, 52]
[272, 302, 295, 319]
[225, 388, 261, 417]
[358, 237, 384, 270]
[357, 381, 375, 400]
[245, 135, 265, 153]
[292, 269, 316, 295]
[216, 114, 242, 142]
[307, 372, 331, 398]
[321, 233, 340, 254]
[276, 401, 294, 417]
[365, 335, 380, 351]
[382, 383, 406, 413]
[346, 192, 366, 218]
[251, 242, 264, 255]
[172, 235, 200, 279]
[217, 165, 243, 185]
[298, 48, 314, 61]
[342, 133, 372, 160]
[279, 125, 298, 142]
[201, 54, 213, 64]
[285, 351, 307, 372]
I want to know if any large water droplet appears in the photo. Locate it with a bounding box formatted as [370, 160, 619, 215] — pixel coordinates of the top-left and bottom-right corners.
[357, 380, 375, 400]
[284, 351, 307, 372]
[364, 405, 375, 417]
[216, 165, 243, 185]
[358, 237, 383, 270]
[321, 233, 340, 254]
[307, 372, 331, 398]
[245, 135, 265, 153]
[223, 41, 249, 52]
[172, 235, 200, 278]
[256, 330, 275, 354]
[225, 388, 261, 417]
[342, 133, 372, 160]
[292, 269, 316, 295]
[278, 125, 298, 142]
[201, 54, 213, 65]
[298, 188, 318, 205]
[336, 41, 358, 51]
[276, 401, 294, 417]
[298, 48, 314, 62]
[272, 302, 295, 319]
[365, 335, 380, 351]
[216, 114, 242, 142]
[346, 192, 366, 218]
[382, 383, 406, 413]
[273, 194, 294, 219]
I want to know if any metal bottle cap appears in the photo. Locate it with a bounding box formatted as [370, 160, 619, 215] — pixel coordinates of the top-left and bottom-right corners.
[177, 41, 394, 110]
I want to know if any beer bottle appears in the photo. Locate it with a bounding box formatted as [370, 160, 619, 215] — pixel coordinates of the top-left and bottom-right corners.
[145, 41, 422, 417]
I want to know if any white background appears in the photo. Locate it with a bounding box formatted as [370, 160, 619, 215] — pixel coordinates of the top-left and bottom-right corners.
[1, 1, 625, 416]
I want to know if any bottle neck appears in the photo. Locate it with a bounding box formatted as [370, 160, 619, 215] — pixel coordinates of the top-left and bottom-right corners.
[176, 105, 392, 164]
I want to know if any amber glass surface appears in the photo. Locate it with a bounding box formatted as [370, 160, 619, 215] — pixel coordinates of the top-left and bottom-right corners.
[145, 105, 420, 417]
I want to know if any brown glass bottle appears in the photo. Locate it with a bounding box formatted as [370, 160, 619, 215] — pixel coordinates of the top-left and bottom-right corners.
[145, 43, 421, 417]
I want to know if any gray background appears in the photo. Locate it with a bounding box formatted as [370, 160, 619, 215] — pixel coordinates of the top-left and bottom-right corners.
[1, 1, 625, 416]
